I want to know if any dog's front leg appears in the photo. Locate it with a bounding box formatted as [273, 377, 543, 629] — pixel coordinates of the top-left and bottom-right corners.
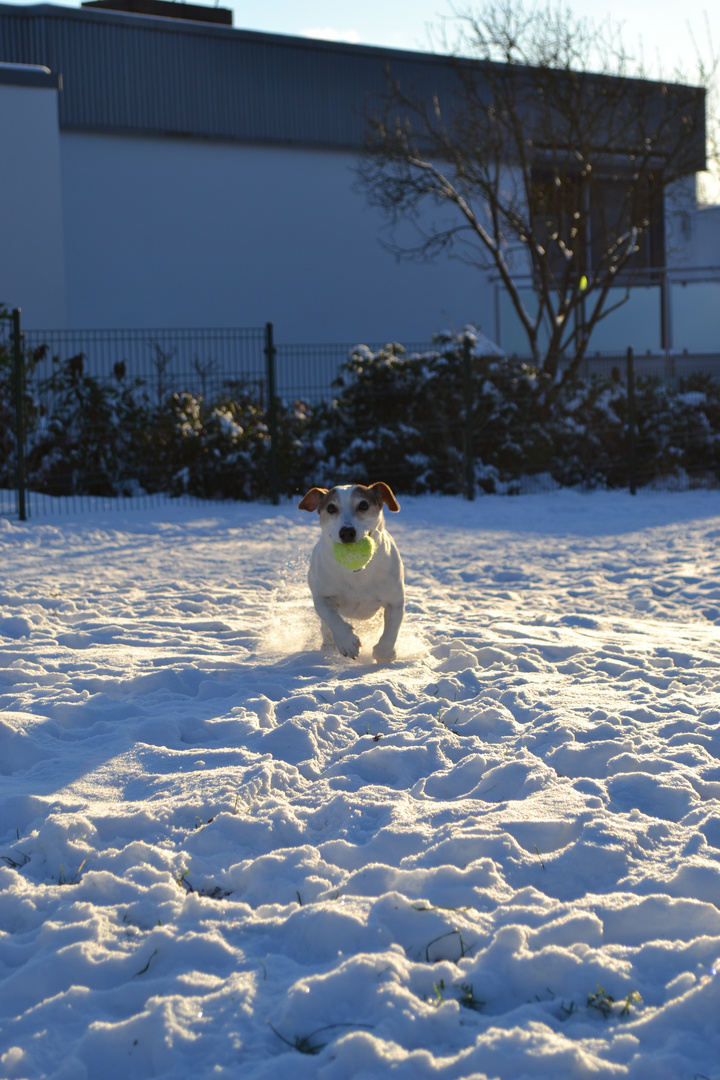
[373, 599, 404, 663]
[313, 596, 360, 658]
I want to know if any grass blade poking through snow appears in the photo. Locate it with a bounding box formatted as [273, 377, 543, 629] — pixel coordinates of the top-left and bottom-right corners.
[266, 1021, 374, 1055]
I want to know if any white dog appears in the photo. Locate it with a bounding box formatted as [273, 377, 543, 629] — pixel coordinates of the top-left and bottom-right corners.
[298, 482, 405, 662]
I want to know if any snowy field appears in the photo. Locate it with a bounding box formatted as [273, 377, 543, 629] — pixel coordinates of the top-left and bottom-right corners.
[1, 488, 720, 1080]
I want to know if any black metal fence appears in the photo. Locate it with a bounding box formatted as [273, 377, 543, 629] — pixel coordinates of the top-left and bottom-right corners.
[2, 310, 720, 520]
[0, 314, 442, 517]
[1, 319, 270, 518]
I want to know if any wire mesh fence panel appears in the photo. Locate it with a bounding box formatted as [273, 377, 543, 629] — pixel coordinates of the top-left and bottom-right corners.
[4, 324, 720, 519]
[578, 351, 720, 384]
[23, 326, 268, 400]
[14, 327, 268, 514]
[0, 313, 23, 519]
[483, 351, 720, 494]
[0, 488, 16, 517]
[275, 341, 436, 403]
[276, 343, 349, 404]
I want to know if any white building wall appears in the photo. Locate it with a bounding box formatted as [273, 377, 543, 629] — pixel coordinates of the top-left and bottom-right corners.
[0, 71, 67, 327]
[660, 178, 720, 354]
[4, 89, 717, 352]
[59, 131, 493, 343]
[496, 285, 664, 358]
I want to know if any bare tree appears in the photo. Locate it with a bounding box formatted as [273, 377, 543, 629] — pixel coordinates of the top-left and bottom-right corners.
[357, 1, 707, 384]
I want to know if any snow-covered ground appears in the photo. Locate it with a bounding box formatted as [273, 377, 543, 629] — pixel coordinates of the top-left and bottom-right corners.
[1, 489, 720, 1080]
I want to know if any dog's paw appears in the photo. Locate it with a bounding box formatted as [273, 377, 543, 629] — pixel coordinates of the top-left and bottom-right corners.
[336, 631, 361, 659]
[373, 641, 397, 663]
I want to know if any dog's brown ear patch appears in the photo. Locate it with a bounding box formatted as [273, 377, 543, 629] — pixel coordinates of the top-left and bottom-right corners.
[298, 487, 328, 512]
[369, 482, 400, 512]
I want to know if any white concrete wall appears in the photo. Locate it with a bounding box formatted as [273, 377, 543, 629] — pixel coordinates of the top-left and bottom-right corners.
[661, 180, 720, 353]
[59, 131, 494, 343]
[0, 74, 67, 327]
[670, 198, 720, 271]
[8, 107, 717, 352]
[497, 285, 664, 358]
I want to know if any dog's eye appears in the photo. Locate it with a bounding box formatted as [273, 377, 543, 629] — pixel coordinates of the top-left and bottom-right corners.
[358, 500, 369, 512]
[326, 504, 338, 514]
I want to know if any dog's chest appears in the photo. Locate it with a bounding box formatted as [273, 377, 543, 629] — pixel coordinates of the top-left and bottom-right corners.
[328, 561, 385, 608]
[312, 537, 396, 618]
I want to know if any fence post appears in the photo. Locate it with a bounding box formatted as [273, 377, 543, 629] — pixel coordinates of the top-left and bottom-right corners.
[626, 345, 637, 496]
[11, 308, 27, 522]
[660, 269, 674, 382]
[463, 336, 475, 501]
[264, 322, 279, 505]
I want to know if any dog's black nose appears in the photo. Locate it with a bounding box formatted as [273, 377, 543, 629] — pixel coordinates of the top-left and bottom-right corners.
[339, 526, 357, 544]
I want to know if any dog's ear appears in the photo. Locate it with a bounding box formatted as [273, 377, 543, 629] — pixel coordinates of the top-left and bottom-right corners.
[369, 482, 400, 512]
[298, 487, 328, 512]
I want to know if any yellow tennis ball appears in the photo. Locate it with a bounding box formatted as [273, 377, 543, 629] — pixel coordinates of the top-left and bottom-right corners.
[579, 275, 588, 291]
[333, 535, 376, 571]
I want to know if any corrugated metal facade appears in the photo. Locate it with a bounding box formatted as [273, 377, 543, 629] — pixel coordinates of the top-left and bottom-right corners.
[0, 1, 463, 147]
[0, 2, 706, 169]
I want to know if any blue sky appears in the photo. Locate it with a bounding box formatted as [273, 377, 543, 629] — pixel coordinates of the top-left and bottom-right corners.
[237, 0, 717, 79]
[3, 0, 717, 78]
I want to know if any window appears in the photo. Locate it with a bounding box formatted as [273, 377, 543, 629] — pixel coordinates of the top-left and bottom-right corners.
[531, 167, 665, 285]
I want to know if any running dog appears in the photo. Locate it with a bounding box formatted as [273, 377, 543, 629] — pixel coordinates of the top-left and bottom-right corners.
[298, 482, 404, 662]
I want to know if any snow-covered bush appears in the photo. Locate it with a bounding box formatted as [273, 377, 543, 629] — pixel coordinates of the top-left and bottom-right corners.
[7, 327, 720, 500]
[0, 316, 15, 489]
[0, 323, 47, 492]
[308, 338, 553, 494]
[548, 370, 720, 489]
[154, 388, 318, 501]
[307, 331, 720, 493]
[26, 353, 147, 497]
[307, 334, 592, 493]
[22, 361, 321, 501]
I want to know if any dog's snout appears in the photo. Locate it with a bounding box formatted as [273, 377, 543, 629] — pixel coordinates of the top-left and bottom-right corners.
[339, 526, 357, 544]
